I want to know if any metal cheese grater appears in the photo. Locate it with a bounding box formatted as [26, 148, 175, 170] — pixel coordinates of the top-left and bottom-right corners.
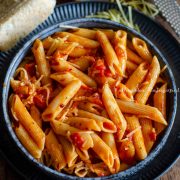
[154, 0, 180, 37]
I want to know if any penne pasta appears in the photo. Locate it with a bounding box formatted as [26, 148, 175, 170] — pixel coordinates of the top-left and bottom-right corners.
[30, 105, 42, 128]
[42, 80, 81, 121]
[127, 48, 143, 64]
[74, 161, 88, 177]
[64, 117, 101, 131]
[125, 115, 147, 160]
[32, 39, 51, 85]
[14, 123, 42, 159]
[50, 58, 97, 88]
[119, 139, 135, 164]
[127, 39, 135, 51]
[135, 56, 160, 105]
[102, 83, 127, 140]
[97, 30, 123, 77]
[58, 136, 78, 167]
[11, 95, 45, 150]
[68, 56, 95, 72]
[75, 148, 90, 162]
[132, 37, 153, 62]
[114, 30, 127, 76]
[126, 60, 138, 74]
[45, 130, 66, 170]
[55, 32, 100, 49]
[69, 46, 93, 58]
[50, 72, 85, 86]
[101, 132, 120, 173]
[78, 101, 103, 115]
[116, 99, 167, 125]
[110, 80, 134, 101]
[91, 133, 114, 170]
[72, 28, 114, 40]
[9, 27, 170, 177]
[154, 83, 167, 134]
[140, 118, 156, 153]
[50, 120, 94, 150]
[125, 62, 149, 95]
[77, 110, 117, 133]
[87, 162, 111, 177]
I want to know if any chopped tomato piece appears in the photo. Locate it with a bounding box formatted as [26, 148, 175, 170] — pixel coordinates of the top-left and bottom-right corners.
[70, 133, 84, 149]
[24, 63, 36, 77]
[149, 129, 157, 141]
[104, 69, 112, 77]
[33, 90, 47, 110]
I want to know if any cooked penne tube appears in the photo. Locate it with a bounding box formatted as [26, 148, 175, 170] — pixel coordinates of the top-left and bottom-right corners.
[32, 39, 51, 85]
[55, 32, 99, 48]
[127, 39, 135, 51]
[50, 121, 94, 150]
[58, 136, 78, 167]
[10, 79, 29, 95]
[42, 80, 81, 121]
[116, 100, 167, 125]
[102, 83, 127, 140]
[50, 58, 97, 88]
[11, 95, 45, 150]
[72, 28, 97, 39]
[119, 163, 129, 171]
[45, 130, 66, 170]
[50, 72, 85, 86]
[74, 161, 88, 177]
[77, 110, 117, 133]
[48, 40, 78, 56]
[75, 148, 90, 161]
[125, 62, 149, 95]
[69, 46, 93, 58]
[78, 101, 103, 115]
[132, 37, 153, 62]
[126, 60, 138, 74]
[119, 139, 135, 164]
[154, 83, 167, 134]
[135, 56, 160, 105]
[127, 48, 143, 64]
[110, 80, 134, 101]
[30, 105, 42, 128]
[114, 30, 127, 76]
[125, 115, 147, 160]
[87, 162, 111, 177]
[72, 28, 114, 40]
[43, 36, 78, 56]
[140, 118, 155, 153]
[42, 36, 55, 49]
[10, 79, 23, 91]
[68, 56, 95, 72]
[91, 133, 114, 170]
[101, 132, 120, 173]
[14, 123, 42, 159]
[97, 30, 123, 76]
[64, 117, 101, 131]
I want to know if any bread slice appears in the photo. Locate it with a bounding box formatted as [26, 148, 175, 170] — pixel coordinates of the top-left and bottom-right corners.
[0, 0, 56, 51]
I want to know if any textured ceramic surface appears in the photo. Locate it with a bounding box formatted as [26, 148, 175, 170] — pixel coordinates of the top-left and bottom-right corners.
[0, 2, 179, 180]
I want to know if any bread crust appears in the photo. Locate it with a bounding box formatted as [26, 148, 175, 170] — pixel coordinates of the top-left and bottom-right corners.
[0, 0, 56, 51]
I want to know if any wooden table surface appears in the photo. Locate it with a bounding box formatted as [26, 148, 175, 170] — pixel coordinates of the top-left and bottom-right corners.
[0, 0, 179, 179]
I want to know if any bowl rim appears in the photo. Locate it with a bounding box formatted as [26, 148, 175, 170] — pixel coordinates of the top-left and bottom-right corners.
[2, 18, 177, 180]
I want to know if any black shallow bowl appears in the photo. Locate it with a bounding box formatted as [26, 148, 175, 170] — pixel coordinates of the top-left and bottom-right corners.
[2, 19, 177, 180]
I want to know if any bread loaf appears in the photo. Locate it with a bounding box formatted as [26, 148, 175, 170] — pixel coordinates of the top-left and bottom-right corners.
[0, 0, 56, 51]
